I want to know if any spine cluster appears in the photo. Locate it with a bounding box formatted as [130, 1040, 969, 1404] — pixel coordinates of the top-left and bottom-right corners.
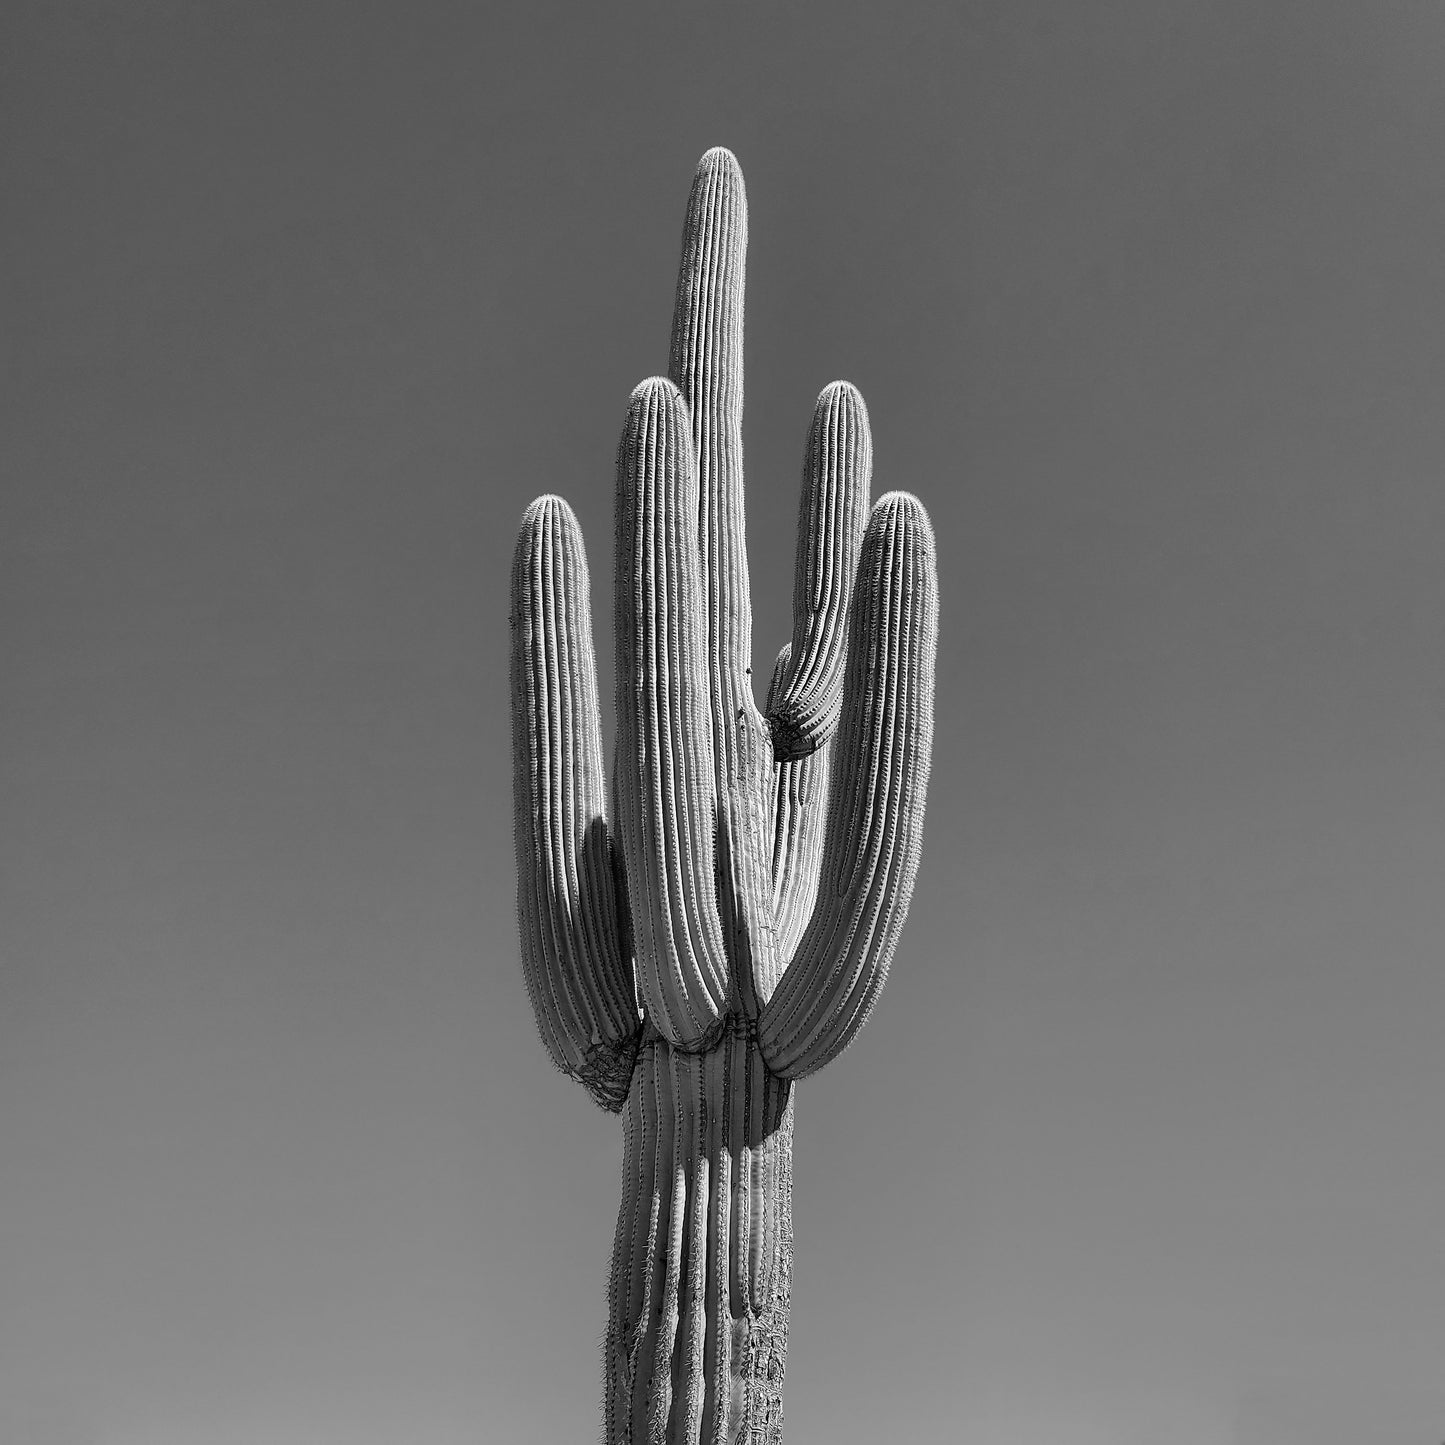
[509, 146, 938, 1443]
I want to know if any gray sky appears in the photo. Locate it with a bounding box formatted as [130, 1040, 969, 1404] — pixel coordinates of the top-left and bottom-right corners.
[5, 2, 1444, 1441]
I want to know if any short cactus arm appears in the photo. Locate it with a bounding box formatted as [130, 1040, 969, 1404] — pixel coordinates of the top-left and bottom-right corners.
[759, 493, 939, 1080]
[510, 496, 641, 1110]
[766, 381, 873, 762]
[613, 379, 731, 1048]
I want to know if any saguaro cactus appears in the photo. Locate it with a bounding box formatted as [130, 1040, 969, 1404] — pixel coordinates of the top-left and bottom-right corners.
[510, 147, 938, 1444]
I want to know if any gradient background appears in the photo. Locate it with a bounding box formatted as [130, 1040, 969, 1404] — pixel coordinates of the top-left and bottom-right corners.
[5, 3, 1445, 1442]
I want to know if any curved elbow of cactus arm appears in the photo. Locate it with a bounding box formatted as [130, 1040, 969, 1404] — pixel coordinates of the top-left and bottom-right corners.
[758, 791, 931, 1080]
[574, 1030, 644, 1113]
[757, 892, 910, 1081]
[513, 825, 645, 1105]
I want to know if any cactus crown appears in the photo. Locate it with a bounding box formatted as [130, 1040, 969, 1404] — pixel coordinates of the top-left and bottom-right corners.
[511, 148, 937, 1089]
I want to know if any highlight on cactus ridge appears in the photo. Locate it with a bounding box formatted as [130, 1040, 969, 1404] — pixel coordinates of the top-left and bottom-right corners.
[509, 146, 938, 1444]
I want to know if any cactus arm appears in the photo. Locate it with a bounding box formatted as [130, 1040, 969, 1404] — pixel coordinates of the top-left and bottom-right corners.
[758, 493, 939, 1081]
[613, 378, 731, 1048]
[767, 644, 832, 964]
[762, 382, 870, 966]
[509, 495, 642, 1110]
[766, 381, 873, 763]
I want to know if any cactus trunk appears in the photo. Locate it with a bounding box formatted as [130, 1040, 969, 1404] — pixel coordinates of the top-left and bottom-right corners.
[607, 1025, 793, 1445]
[509, 148, 938, 1442]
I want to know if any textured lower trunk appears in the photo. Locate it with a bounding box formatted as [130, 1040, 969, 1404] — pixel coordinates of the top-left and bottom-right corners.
[606, 1021, 795, 1445]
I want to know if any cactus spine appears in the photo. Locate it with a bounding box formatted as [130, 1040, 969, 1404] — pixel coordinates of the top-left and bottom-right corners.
[510, 148, 938, 1444]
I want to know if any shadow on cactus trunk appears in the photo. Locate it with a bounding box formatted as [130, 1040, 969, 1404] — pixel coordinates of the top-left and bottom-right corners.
[608, 1024, 794, 1442]
[511, 147, 937, 1443]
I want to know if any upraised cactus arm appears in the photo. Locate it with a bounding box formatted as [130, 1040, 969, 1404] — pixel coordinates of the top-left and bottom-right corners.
[760, 492, 939, 1080]
[765, 380, 873, 969]
[509, 496, 640, 1110]
[766, 381, 873, 762]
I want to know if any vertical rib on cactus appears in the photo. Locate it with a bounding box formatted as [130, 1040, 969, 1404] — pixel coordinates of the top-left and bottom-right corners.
[759, 494, 939, 1081]
[510, 148, 937, 1442]
[613, 379, 731, 1048]
[766, 381, 873, 763]
[509, 495, 640, 1110]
